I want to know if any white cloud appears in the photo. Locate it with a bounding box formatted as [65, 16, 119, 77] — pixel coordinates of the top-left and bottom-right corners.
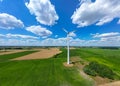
[0, 32, 120, 46]
[55, 35, 58, 38]
[0, 36, 120, 46]
[69, 32, 76, 37]
[0, 34, 4, 37]
[40, 38, 66, 46]
[100, 36, 120, 42]
[25, 0, 59, 26]
[79, 0, 91, 4]
[0, 33, 38, 39]
[40, 37, 85, 46]
[90, 32, 120, 46]
[92, 32, 120, 38]
[117, 19, 120, 24]
[71, 0, 120, 27]
[0, 39, 40, 46]
[26, 25, 52, 38]
[0, 35, 86, 46]
[0, 13, 24, 29]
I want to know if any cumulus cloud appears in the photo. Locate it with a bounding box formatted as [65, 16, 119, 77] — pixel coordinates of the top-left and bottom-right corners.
[0, 35, 120, 46]
[26, 25, 52, 38]
[90, 32, 120, 46]
[40, 37, 85, 46]
[0, 37, 82, 46]
[100, 36, 120, 42]
[79, 0, 91, 4]
[69, 32, 76, 37]
[0, 39, 40, 46]
[0, 13, 24, 29]
[71, 0, 120, 27]
[0, 33, 38, 39]
[117, 19, 120, 24]
[25, 0, 59, 26]
[92, 32, 120, 38]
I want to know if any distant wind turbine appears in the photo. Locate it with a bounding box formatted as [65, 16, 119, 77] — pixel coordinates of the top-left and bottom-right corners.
[63, 28, 76, 64]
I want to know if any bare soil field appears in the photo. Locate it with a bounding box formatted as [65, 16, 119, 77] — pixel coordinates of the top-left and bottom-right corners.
[0, 50, 26, 55]
[12, 48, 61, 60]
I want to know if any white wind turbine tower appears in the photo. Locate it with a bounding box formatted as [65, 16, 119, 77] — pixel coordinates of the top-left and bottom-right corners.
[63, 28, 76, 64]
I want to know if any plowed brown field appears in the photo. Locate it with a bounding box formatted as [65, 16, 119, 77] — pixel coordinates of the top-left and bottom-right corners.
[12, 48, 61, 60]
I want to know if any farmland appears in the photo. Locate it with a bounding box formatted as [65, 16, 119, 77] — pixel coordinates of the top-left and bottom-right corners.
[0, 47, 120, 86]
[0, 50, 38, 62]
[70, 48, 120, 77]
[0, 48, 93, 86]
[70, 48, 120, 85]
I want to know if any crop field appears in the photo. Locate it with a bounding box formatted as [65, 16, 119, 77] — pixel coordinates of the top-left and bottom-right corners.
[0, 50, 38, 62]
[0, 48, 93, 86]
[70, 48, 120, 77]
[0, 47, 120, 86]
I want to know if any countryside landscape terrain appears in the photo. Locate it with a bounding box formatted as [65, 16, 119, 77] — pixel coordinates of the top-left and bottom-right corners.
[0, 47, 120, 86]
[0, 0, 120, 86]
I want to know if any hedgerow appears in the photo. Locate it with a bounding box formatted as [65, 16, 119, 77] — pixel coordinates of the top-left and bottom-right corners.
[83, 61, 117, 80]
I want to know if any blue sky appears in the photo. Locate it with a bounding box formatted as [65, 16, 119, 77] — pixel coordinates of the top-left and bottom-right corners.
[0, 0, 120, 46]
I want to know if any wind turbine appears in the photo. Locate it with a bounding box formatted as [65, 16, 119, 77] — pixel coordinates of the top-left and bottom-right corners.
[63, 28, 76, 64]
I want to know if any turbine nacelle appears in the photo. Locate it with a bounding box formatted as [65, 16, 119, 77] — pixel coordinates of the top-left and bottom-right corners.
[62, 28, 76, 36]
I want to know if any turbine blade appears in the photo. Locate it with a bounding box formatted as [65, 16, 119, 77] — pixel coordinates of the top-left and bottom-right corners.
[62, 28, 68, 33]
[70, 30, 77, 33]
[69, 30, 76, 35]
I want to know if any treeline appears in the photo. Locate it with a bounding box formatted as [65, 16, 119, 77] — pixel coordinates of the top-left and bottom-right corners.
[99, 47, 119, 50]
[0, 46, 33, 50]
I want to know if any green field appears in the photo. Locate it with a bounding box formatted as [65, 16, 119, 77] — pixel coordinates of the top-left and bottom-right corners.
[70, 48, 120, 77]
[0, 49, 94, 86]
[0, 48, 120, 86]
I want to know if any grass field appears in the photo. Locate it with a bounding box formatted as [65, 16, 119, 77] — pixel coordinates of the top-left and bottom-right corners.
[0, 49, 94, 86]
[0, 48, 120, 86]
[70, 48, 120, 77]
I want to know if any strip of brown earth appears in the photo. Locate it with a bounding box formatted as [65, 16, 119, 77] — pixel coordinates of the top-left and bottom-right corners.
[99, 81, 120, 86]
[93, 76, 113, 86]
[71, 57, 96, 85]
[0, 50, 26, 55]
[12, 48, 61, 60]
[63, 62, 73, 67]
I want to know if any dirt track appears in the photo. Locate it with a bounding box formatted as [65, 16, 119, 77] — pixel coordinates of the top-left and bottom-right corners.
[12, 48, 61, 60]
[99, 81, 120, 86]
